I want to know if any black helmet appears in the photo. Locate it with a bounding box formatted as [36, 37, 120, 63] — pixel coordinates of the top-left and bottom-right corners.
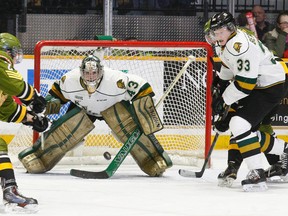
[210, 12, 235, 31]
[0, 33, 23, 64]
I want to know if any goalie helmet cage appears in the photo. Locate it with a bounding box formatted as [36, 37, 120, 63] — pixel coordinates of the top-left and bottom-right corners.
[15, 40, 214, 167]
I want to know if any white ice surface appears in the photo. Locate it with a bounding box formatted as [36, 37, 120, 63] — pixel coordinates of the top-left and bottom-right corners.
[1, 150, 287, 216]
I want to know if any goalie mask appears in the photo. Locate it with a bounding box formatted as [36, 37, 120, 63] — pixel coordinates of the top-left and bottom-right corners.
[80, 55, 104, 94]
[0, 33, 23, 64]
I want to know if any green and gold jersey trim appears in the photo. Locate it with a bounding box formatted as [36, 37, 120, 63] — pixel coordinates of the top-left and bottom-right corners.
[234, 75, 257, 94]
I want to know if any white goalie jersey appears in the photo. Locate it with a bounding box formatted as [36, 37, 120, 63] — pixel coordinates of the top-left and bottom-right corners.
[215, 29, 286, 105]
[56, 66, 153, 117]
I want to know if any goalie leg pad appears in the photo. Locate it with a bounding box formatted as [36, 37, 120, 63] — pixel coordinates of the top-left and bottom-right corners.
[101, 101, 138, 142]
[101, 101, 172, 177]
[18, 106, 95, 173]
[132, 95, 163, 135]
[130, 134, 172, 176]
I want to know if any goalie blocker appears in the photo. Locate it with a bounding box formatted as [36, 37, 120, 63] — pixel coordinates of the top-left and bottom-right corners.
[18, 95, 172, 176]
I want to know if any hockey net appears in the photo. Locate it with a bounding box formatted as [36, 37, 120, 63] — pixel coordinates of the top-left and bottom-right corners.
[8, 40, 213, 167]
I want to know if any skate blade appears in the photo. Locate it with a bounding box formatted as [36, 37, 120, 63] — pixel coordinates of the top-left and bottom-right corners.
[218, 177, 235, 188]
[242, 182, 268, 192]
[267, 175, 288, 183]
[5, 203, 39, 214]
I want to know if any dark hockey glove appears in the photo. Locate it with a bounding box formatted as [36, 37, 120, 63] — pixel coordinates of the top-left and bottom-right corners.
[22, 111, 49, 132]
[212, 96, 227, 116]
[29, 89, 47, 114]
[212, 75, 230, 95]
[213, 111, 234, 134]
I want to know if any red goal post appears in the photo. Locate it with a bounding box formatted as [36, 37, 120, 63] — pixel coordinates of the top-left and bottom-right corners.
[31, 40, 214, 166]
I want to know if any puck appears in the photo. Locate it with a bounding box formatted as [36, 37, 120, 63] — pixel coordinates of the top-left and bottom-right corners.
[103, 151, 111, 160]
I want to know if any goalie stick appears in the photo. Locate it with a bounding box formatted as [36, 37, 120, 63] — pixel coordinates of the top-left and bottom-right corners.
[179, 106, 230, 178]
[70, 127, 142, 179]
[70, 55, 196, 179]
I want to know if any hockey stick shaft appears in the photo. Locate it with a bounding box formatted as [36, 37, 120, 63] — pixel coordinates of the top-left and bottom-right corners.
[179, 106, 230, 178]
[156, 55, 196, 108]
[70, 56, 196, 179]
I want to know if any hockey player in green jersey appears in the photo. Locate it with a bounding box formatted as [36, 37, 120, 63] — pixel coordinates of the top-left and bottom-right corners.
[0, 33, 49, 213]
[206, 12, 288, 192]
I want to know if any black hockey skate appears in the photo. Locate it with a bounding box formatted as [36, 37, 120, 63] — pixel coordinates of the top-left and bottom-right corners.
[218, 161, 240, 187]
[281, 146, 288, 176]
[265, 146, 288, 183]
[265, 162, 283, 178]
[3, 186, 38, 213]
[241, 169, 268, 192]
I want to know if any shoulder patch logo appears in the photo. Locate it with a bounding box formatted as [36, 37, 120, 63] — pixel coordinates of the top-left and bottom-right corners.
[117, 79, 126, 89]
[61, 76, 66, 83]
[233, 42, 242, 53]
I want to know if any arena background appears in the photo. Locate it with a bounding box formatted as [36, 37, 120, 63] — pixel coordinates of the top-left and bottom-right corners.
[1, 0, 288, 150]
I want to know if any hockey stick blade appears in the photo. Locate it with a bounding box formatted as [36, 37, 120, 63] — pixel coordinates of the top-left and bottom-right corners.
[70, 128, 142, 179]
[70, 169, 109, 179]
[178, 106, 230, 178]
[179, 133, 219, 178]
[178, 169, 203, 178]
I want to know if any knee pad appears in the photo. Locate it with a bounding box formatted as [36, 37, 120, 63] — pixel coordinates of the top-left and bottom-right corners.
[229, 116, 251, 137]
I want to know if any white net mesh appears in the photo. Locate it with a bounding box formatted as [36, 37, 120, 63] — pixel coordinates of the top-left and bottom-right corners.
[8, 41, 213, 167]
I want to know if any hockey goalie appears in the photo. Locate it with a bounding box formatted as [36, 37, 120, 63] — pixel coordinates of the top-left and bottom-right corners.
[18, 55, 172, 177]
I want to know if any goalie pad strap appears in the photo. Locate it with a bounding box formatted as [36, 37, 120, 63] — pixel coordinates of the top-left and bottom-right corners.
[132, 95, 163, 135]
[19, 106, 95, 173]
[45, 94, 61, 115]
[101, 101, 172, 176]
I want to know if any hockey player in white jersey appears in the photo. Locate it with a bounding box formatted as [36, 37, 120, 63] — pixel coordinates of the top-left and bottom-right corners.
[18, 55, 172, 177]
[206, 12, 288, 191]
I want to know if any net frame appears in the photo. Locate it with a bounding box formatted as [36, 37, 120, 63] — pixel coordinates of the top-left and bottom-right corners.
[32, 40, 214, 165]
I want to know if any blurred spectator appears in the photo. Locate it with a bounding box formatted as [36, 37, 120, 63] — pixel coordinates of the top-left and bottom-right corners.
[116, 0, 133, 15]
[237, 12, 248, 27]
[236, 11, 258, 37]
[252, 5, 275, 41]
[124, 0, 166, 15]
[263, 11, 288, 58]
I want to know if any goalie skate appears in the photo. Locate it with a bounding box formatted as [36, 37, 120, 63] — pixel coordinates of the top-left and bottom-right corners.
[241, 169, 268, 192]
[3, 186, 38, 214]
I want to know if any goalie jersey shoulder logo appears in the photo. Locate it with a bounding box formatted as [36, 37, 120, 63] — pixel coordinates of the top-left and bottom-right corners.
[117, 79, 126, 89]
[61, 76, 66, 83]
